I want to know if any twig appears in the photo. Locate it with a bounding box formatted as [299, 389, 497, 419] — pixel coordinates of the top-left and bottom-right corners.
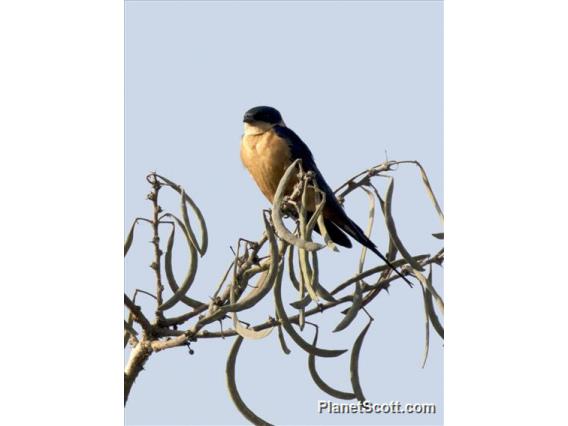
[124, 294, 153, 336]
[146, 172, 165, 320]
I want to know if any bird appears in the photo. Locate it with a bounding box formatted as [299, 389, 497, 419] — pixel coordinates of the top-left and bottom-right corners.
[240, 106, 413, 287]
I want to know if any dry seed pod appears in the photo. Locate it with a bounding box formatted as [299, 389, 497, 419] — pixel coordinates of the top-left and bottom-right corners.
[277, 322, 291, 355]
[299, 247, 319, 302]
[180, 188, 201, 252]
[383, 177, 424, 271]
[315, 282, 336, 302]
[350, 320, 372, 402]
[425, 291, 444, 339]
[220, 214, 281, 315]
[333, 284, 363, 333]
[298, 182, 325, 303]
[226, 336, 273, 426]
[421, 267, 444, 339]
[316, 213, 339, 251]
[273, 254, 347, 358]
[287, 245, 301, 291]
[289, 282, 333, 310]
[233, 315, 274, 340]
[420, 284, 431, 368]
[305, 185, 326, 234]
[163, 225, 204, 309]
[159, 214, 199, 311]
[271, 159, 324, 251]
[308, 327, 356, 400]
[411, 268, 444, 315]
[156, 174, 209, 256]
[415, 161, 444, 225]
[357, 187, 376, 276]
[290, 294, 311, 310]
[230, 271, 275, 340]
[374, 182, 399, 275]
[124, 219, 138, 256]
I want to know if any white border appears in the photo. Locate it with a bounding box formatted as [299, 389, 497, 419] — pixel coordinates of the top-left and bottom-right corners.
[0, 1, 123, 424]
[445, 1, 568, 425]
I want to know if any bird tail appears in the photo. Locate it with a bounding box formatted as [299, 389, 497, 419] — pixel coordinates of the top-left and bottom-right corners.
[335, 216, 414, 288]
[314, 218, 352, 248]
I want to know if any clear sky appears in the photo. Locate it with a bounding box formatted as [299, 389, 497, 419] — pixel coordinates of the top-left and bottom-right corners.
[125, 1, 443, 425]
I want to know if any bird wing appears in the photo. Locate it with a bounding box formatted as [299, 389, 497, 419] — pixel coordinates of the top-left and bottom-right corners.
[272, 125, 338, 209]
[272, 125, 354, 247]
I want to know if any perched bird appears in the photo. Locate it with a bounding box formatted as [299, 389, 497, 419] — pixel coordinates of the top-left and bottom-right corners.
[240, 106, 413, 286]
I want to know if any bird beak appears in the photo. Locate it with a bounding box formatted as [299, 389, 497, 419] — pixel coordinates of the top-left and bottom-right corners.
[243, 114, 254, 123]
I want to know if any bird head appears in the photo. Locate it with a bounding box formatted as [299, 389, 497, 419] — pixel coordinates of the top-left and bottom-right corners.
[243, 106, 285, 135]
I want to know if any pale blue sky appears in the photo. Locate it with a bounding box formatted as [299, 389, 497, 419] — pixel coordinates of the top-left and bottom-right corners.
[125, 1, 443, 425]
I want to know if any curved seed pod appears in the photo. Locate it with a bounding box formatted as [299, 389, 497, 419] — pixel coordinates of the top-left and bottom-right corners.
[305, 186, 325, 234]
[298, 250, 306, 331]
[271, 160, 324, 251]
[315, 281, 336, 303]
[420, 284, 431, 368]
[274, 254, 347, 358]
[206, 273, 267, 324]
[422, 267, 444, 339]
[308, 327, 356, 400]
[298, 179, 321, 303]
[415, 161, 444, 225]
[233, 315, 274, 340]
[218, 215, 281, 315]
[226, 336, 274, 426]
[425, 292, 444, 339]
[374, 184, 399, 263]
[207, 277, 259, 323]
[229, 273, 274, 340]
[309, 251, 337, 303]
[180, 188, 200, 252]
[350, 320, 372, 402]
[277, 322, 291, 355]
[240, 262, 270, 282]
[316, 213, 339, 251]
[163, 224, 204, 309]
[124, 219, 138, 256]
[299, 247, 319, 302]
[155, 174, 209, 256]
[333, 283, 363, 333]
[383, 177, 424, 271]
[358, 187, 376, 277]
[159, 213, 199, 311]
[309, 178, 337, 251]
[287, 245, 301, 291]
[299, 177, 309, 231]
[380, 228, 399, 281]
[373, 184, 400, 289]
[411, 268, 444, 315]
[290, 294, 312, 310]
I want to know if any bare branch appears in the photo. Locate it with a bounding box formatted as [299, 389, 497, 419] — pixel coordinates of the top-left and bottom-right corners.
[124, 294, 152, 335]
[124, 161, 444, 421]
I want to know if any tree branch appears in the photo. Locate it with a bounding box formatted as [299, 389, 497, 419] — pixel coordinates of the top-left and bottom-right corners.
[124, 294, 153, 336]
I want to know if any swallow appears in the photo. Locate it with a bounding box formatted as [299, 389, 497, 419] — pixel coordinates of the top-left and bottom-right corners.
[240, 106, 413, 287]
